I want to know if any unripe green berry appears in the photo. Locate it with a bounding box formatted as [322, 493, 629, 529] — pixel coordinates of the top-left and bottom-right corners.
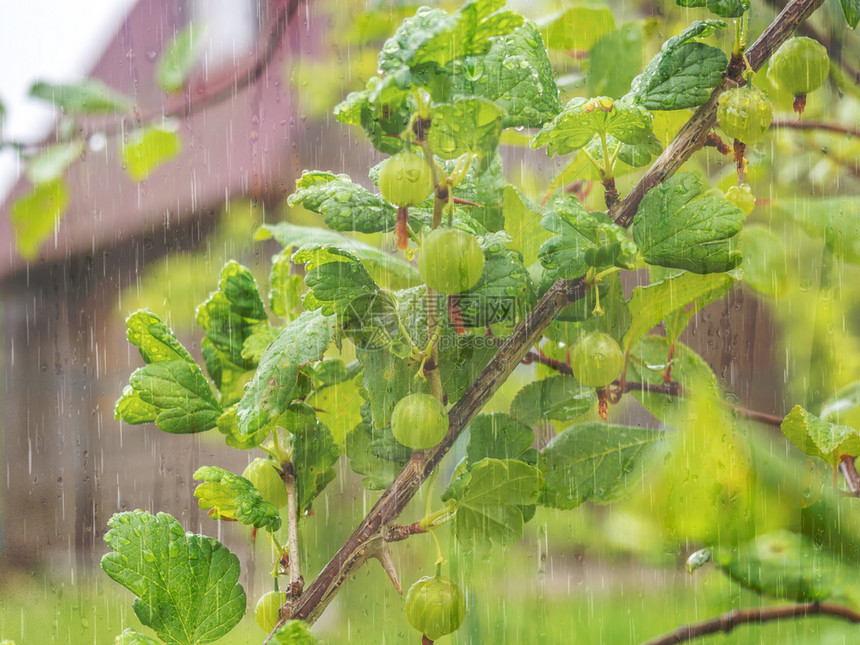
[391, 393, 449, 450]
[570, 330, 625, 388]
[725, 184, 755, 216]
[419, 228, 485, 295]
[404, 575, 466, 641]
[768, 37, 829, 96]
[254, 590, 286, 633]
[243, 458, 288, 508]
[379, 150, 433, 207]
[717, 86, 773, 145]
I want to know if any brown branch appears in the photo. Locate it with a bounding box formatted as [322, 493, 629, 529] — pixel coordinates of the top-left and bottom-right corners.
[732, 406, 784, 427]
[642, 602, 860, 645]
[622, 379, 785, 426]
[523, 350, 573, 376]
[771, 119, 860, 138]
[266, 0, 827, 634]
[613, 0, 827, 229]
[839, 455, 860, 497]
[621, 380, 683, 396]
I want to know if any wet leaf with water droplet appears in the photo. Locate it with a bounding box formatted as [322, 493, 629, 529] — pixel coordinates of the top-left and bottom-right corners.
[101, 511, 246, 645]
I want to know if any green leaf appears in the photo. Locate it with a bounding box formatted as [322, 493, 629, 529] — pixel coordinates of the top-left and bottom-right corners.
[10, 179, 69, 260]
[587, 24, 644, 99]
[242, 324, 279, 363]
[714, 531, 844, 602]
[30, 79, 133, 114]
[457, 234, 535, 327]
[233, 310, 335, 446]
[428, 98, 505, 159]
[448, 21, 561, 129]
[453, 458, 542, 549]
[118, 361, 223, 434]
[633, 172, 744, 273]
[115, 629, 160, 645]
[292, 419, 341, 513]
[25, 140, 85, 183]
[531, 96, 653, 156]
[307, 373, 363, 446]
[705, 0, 750, 18]
[125, 309, 195, 364]
[333, 76, 412, 154]
[378, 0, 523, 74]
[121, 126, 182, 182]
[780, 405, 860, 467]
[540, 6, 615, 51]
[625, 336, 722, 428]
[287, 171, 398, 234]
[586, 131, 663, 169]
[271, 621, 319, 645]
[623, 270, 735, 353]
[258, 221, 419, 285]
[840, 0, 860, 28]
[116, 310, 221, 433]
[439, 333, 498, 403]
[196, 262, 267, 404]
[629, 20, 728, 110]
[268, 254, 304, 320]
[101, 511, 245, 645]
[156, 23, 203, 93]
[510, 375, 596, 426]
[447, 153, 506, 231]
[292, 245, 382, 317]
[356, 345, 416, 429]
[539, 196, 635, 280]
[192, 466, 281, 531]
[345, 418, 405, 490]
[538, 422, 663, 509]
[466, 413, 535, 465]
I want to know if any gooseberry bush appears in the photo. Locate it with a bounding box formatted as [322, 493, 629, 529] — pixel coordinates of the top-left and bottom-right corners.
[53, 0, 860, 642]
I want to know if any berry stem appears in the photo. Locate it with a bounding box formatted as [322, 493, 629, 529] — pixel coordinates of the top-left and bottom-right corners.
[733, 139, 747, 183]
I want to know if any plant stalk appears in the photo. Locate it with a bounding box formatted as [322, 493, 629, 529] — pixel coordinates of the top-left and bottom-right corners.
[642, 602, 860, 645]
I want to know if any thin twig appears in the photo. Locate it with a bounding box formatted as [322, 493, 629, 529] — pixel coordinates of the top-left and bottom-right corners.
[622, 380, 683, 396]
[771, 119, 860, 138]
[731, 406, 784, 427]
[523, 350, 573, 375]
[642, 602, 860, 645]
[283, 463, 304, 598]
